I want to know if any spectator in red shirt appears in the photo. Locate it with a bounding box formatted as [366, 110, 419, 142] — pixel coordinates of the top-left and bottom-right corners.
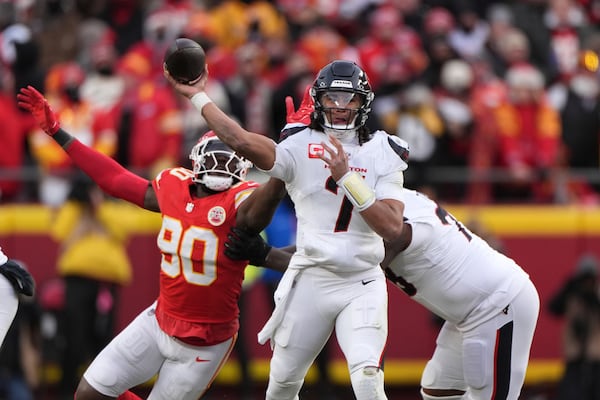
[356, 4, 427, 92]
[0, 66, 26, 202]
[493, 64, 562, 202]
[111, 54, 183, 178]
[29, 62, 118, 206]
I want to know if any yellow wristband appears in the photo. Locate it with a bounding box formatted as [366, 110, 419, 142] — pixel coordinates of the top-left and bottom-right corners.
[190, 92, 213, 112]
[337, 171, 376, 211]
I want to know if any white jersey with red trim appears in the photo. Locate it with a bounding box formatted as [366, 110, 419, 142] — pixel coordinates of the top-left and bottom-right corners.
[386, 189, 530, 330]
[266, 128, 408, 273]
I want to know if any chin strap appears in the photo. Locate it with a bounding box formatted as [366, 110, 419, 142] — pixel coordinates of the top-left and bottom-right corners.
[325, 128, 356, 142]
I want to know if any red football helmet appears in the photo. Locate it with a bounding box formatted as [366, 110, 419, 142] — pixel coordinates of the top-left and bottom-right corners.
[189, 131, 252, 191]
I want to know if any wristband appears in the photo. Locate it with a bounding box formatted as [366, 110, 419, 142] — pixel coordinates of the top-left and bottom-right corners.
[53, 128, 75, 149]
[190, 92, 213, 112]
[337, 171, 376, 211]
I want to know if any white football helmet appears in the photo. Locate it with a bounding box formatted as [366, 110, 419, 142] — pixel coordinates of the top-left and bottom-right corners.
[189, 131, 252, 191]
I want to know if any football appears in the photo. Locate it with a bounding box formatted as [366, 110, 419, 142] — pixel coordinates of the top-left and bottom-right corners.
[163, 38, 206, 84]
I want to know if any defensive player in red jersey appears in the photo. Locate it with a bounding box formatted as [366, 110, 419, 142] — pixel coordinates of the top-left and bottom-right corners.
[17, 86, 288, 400]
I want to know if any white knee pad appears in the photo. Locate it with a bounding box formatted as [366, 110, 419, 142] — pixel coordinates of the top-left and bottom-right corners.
[421, 358, 469, 393]
[266, 377, 303, 400]
[350, 366, 387, 400]
[420, 388, 466, 400]
[420, 358, 438, 388]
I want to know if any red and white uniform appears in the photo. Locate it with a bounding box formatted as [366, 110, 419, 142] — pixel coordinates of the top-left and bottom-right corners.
[82, 168, 258, 400]
[153, 167, 257, 345]
[386, 189, 539, 400]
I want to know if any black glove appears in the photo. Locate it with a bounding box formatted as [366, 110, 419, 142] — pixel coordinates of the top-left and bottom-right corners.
[224, 227, 272, 266]
[0, 259, 35, 296]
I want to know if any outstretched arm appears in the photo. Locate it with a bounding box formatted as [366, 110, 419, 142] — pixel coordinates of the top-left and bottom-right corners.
[236, 178, 287, 234]
[165, 67, 276, 171]
[17, 86, 159, 211]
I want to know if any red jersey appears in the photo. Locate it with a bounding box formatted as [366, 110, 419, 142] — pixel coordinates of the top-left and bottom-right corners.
[152, 167, 258, 345]
[0, 94, 25, 199]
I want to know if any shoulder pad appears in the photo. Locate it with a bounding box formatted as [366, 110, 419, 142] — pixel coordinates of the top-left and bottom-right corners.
[279, 125, 307, 142]
[387, 136, 410, 162]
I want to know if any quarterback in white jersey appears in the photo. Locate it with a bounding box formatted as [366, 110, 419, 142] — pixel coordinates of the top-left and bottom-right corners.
[272, 125, 408, 273]
[167, 60, 409, 400]
[226, 189, 540, 400]
[382, 189, 539, 400]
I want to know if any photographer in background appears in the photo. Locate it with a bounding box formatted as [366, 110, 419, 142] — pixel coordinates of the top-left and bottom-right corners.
[549, 254, 600, 400]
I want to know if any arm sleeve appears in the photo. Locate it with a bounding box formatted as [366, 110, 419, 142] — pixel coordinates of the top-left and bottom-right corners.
[65, 139, 150, 208]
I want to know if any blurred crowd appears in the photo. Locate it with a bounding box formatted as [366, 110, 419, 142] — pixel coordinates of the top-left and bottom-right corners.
[1, 0, 600, 205]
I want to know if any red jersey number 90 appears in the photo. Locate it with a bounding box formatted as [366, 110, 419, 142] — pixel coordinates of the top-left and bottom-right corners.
[157, 216, 218, 286]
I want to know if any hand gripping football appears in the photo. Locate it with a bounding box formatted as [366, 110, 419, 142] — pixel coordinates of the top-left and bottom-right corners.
[163, 38, 206, 84]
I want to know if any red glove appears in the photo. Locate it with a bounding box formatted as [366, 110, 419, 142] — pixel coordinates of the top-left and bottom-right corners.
[285, 85, 314, 125]
[17, 85, 60, 135]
